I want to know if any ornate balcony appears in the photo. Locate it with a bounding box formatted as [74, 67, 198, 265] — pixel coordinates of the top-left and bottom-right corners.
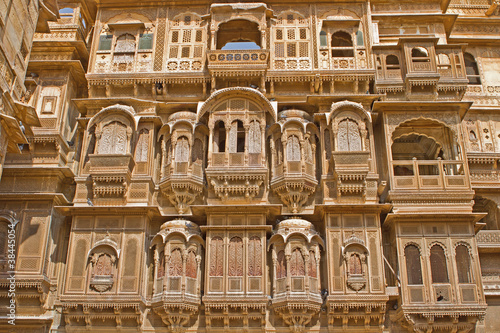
[207, 49, 269, 75]
[88, 154, 134, 199]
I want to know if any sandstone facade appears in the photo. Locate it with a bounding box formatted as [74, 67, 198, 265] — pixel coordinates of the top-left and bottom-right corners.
[0, 0, 500, 332]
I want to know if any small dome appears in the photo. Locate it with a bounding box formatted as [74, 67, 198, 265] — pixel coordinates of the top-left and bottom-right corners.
[160, 219, 200, 233]
[277, 218, 315, 231]
[168, 111, 197, 122]
[278, 109, 312, 122]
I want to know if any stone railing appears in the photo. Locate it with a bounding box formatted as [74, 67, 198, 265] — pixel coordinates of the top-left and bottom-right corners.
[476, 230, 500, 247]
[391, 159, 469, 190]
[207, 50, 269, 71]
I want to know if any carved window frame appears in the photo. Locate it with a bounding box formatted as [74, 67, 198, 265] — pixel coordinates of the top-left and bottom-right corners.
[273, 11, 311, 69]
[168, 13, 206, 63]
[87, 244, 120, 293]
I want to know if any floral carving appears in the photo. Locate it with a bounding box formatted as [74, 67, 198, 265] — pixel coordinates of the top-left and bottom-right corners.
[210, 236, 223, 276]
[290, 248, 305, 276]
[228, 236, 243, 276]
[168, 248, 183, 277]
[186, 251, 197, 278]
[248, 236, 262, 276]
[277, 250, 287, 278]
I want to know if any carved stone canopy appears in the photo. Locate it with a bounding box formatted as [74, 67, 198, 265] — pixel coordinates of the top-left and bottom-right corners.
[151, 219, 204, 248]
[269, 218, 324, 248]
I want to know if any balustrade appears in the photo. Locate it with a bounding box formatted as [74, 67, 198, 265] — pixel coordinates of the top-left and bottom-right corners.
[391, 159, 468, 190]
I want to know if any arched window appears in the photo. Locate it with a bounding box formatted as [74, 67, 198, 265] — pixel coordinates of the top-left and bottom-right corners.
[186, 251, 197, 278]
[192, 138, 204, 163]
[274, 12, 310, 70]
[464, 53, 481, 85]
[98, 121, 127, 154]
[331, 31, 353, 57]
[94, 254, 113, 277]
[309, 251, 317, 278]
[248, 120, 261, 154]
[356, 30, 364, 47]
[290, 248, 305, 276]
[175, 136, 190, 162]
[305, 139, 313, 163]
[405, 245, 423, 285]
[157, 251, 165, 278]
[337, 119, 362, 151]
[349, 253, 363, 275]
[412, 47, 429, 59]
[165, 139, 172, 165]
[324, 129, 332, 160]
[386, 55, 400, 68]
[214, 121, 226, 153]
[430, 245, 449, 283]
[228, 236, 243, 276]
[455, 245, 472, 284]
[320, 31, 327, 47]
[229, 120, 245, 153]
[135, 129, 149, 162]
[115, 34, 136, 53]
[277, 250, 287, 278]
[287, 135, 301, 161]
[168, 14, 205, 63]
[275, 138, 284, 164]
[248, 236, 262, 276]
[168, 248, 183, 277]
[209, 236, 223, 276]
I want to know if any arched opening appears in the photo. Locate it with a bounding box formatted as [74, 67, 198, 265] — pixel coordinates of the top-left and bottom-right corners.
[287, 135, 301, 162]
[290, 248, 305, 276]
[430, 245, 449, 283]
[277, 250, 287, 279]
[412, 47, 429, 62]
[275, 138, 284, 164]
[386, 55, 400, 67]
[320, 30, 327, 47]
[349, 253, 363, 275]
[473, 196, 500, 230]
[405, 245, 423, 285]
[228, 236, 243, 276]
[229, 120, 245, 153]
[337, 118, 362, 152]
[464, 53, 481, 85]
[214, 121, 226, 153]
[217, 20, 261, 50]
[455, 245, 472, 284]
[168, 248, 183, 277]
[391, 119, 463, 179]
[331, 31, 353, 57]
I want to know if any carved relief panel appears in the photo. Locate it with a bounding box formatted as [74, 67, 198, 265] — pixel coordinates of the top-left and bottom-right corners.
[204, 214, 267, 297]
[63, 215, 146, 297]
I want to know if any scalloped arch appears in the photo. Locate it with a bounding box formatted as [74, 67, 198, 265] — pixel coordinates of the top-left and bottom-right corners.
[329, 100, 371, 125]
[88, 104, 137, 130]
[197, 87, 277, 121]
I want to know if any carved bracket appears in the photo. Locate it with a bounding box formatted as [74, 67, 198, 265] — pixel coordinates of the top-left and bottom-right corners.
[209, 174, 265, 201]
[272, 181, 316, 213]
[274, 303, 321, 333]
[161, 182, 203, 214]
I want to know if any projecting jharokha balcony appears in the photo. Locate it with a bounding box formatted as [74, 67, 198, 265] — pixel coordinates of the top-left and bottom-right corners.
[391, 159, 469, 190]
